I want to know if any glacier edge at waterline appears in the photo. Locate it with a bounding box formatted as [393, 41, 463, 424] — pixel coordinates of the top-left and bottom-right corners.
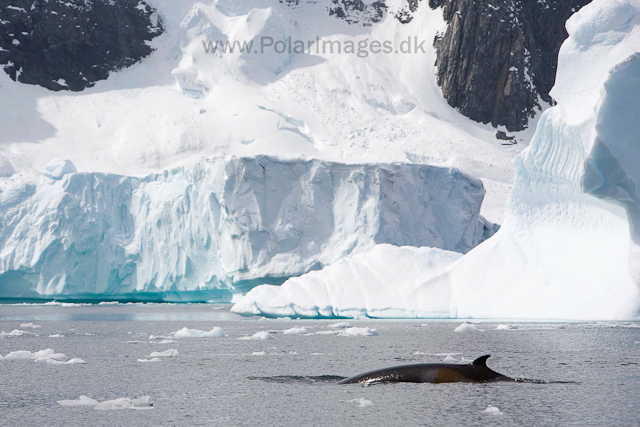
[232, 0, 640, 320]
[0, 156, 488, 301]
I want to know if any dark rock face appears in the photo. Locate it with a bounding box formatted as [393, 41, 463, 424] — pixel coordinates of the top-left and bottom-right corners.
[328, 0, 388, 25]
[0, 0, 163, 92]
[429, 0, 591, 131]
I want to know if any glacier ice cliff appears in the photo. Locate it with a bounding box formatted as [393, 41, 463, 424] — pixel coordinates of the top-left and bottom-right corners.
[0, 156, 486, 301]
[233, 0, 640, 320]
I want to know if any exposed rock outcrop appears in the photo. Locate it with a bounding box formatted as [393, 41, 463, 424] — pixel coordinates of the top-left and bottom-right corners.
[428, 0, 592, 131]
[0, 0, 163, 91]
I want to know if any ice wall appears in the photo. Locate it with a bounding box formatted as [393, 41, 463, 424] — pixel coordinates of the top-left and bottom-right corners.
[0, 156, 486, 301]
[233, 0, 640, 320]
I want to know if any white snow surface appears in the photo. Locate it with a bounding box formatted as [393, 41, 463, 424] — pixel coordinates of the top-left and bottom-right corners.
[232, 0, 640, 320]
[0, 0, 519, 226]
[232, 244, 461, 318]
[0, 156, 485, 301]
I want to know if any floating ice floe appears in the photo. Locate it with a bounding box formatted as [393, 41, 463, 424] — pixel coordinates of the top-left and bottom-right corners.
[282, 327, 308, 335]
[1, 348, 84, 364]
[316, 327, 379, 337]
[481, 406, 503, 415]
[58, 395, 153, 410]
[453, 323, 481, 333]
[137, 358, 162, 363]
[151, 339, 176, 344]
[495, 324, 518, 330]
[35, 357, 86, 365]
[173, 327, 226, 338]
[0, 329, 33, 337]
[442, 355, 458, 362]
[48, 334, 63, 338]
[148, 349, 178, 357]
[1, 348, 66, 360]
[347, 397, 374, 408]
[19, 323, 42, 329]
[239, 331, 274, 341]
[252, 351, 266, 356]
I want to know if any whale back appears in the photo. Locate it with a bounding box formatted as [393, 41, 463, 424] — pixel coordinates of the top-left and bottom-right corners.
[473, 355, 491, 367]
[338, 354, 512, 384]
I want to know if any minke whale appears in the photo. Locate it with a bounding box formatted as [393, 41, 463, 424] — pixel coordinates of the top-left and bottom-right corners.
[338, 355, 513, 384]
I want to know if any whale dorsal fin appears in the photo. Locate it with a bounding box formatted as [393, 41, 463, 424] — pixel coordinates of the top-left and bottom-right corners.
[472, 355, 490, 367]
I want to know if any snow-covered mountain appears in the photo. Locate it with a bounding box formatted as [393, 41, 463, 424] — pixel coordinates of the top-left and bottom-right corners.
[0, 0, 536, 224]
[233, 0, 640, 320]
[3, 0, 636, 319]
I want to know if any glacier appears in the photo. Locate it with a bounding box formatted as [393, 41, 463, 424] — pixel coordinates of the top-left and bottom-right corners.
[232, 0, 640, 320]
[0, 156, 487, 301]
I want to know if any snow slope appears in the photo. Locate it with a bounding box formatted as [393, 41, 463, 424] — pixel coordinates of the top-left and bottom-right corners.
[0, 156, 486, 301]
[232, 0, 640, 320]
[0, 0, 520, 223]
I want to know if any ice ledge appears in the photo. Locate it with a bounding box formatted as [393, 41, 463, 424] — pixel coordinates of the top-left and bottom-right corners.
[0, 156, 487, 301]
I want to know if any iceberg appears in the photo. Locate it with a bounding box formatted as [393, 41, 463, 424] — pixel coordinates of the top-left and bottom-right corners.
[0, 156, 486, 302]
[232, 0, 640, 320]
[231, 244, 461, 318]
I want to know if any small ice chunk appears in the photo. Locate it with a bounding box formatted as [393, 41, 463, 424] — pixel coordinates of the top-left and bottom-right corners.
[137, 358, 162, 363]
[348, 397, 374, 407]
[0, 329, 31, 337]
[454, 322, 481, 333]
[328, 322, 352, 329]
[481, 405, 503, 415]
[58, 396, 99, 407]
[442, 354, 458, 362]
[94, 396, 153, 411]
[173, 327, 226, 338]
[2, 349, 66, 360]
[151, 339, 176, 344]
[283, 327, 308, 335]
[42, 159, 77, 179]
[49, 334, 63, 338]
[252, 351, 266, 356]
[20, 323, 42, 329]
[59, 395, 153, 410]
[148, 349, 178, 357]
[495, 324, 518, 330]
[34, 357, 86, 365]
[338, 327, 378, 337]
[238, 331, 274, 341]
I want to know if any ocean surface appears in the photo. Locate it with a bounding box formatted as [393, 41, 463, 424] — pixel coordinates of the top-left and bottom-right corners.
[0, 304, 638, 426]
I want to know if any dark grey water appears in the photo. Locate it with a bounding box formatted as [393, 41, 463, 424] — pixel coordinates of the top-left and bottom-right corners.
[0, 304, 638, 426]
